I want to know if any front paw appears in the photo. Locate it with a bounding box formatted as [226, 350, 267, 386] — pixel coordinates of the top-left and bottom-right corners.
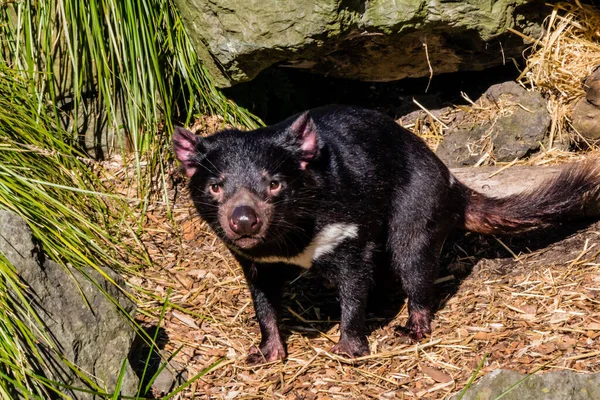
[330, 337, 369, 358]
[246, 340, 286, 365]
[400, 309, 432, 341]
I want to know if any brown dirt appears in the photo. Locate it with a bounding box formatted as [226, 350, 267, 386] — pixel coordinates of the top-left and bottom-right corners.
[126, 150, 600, 399]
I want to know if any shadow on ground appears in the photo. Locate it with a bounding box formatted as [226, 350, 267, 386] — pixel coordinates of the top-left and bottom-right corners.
[129, 325, 185, 398]
[276, 219, 599, 345]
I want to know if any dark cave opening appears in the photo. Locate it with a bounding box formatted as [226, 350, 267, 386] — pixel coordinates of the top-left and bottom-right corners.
[223, 61, 524, 124]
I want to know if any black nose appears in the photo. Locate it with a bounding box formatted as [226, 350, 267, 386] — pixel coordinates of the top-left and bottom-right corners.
[230, 206, 261, 235]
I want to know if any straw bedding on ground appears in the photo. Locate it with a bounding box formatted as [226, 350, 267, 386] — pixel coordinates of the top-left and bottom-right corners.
[129, 179, 600, 399]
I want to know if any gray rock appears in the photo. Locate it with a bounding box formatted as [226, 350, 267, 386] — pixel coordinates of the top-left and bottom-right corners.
[398, 106, 454, 128]
[59, 93, 127, 160]
[583, 65, 600, 107]
[572, 65, 600, 142]
[436, 81, 551, 167]
[174, 0, 548, 87]
[451, 369, 600, 400]
[151, 358, 187, 396]
[0, 211, 139, 398]
[436, 126, 489, 167]
[570, 98, 600, 142]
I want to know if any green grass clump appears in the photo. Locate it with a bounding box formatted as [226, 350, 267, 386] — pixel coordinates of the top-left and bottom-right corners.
[0, 64, 143, 398]
[0, 0, 261, 396]
[0, 66, 137, 275]
[0, 0, 260, 199]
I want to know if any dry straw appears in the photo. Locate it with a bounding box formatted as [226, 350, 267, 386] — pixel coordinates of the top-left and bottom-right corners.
[516, 1, 600, 149]
[403, 2, 600, 162]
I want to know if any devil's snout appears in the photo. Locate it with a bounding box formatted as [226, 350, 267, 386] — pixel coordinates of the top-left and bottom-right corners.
[229, 205, 262, 235]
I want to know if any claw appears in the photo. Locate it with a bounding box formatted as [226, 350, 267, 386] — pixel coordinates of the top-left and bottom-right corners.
[330, 337, 369, 358]
[245, 341, 286, 365]
[400, 308, 432, 341]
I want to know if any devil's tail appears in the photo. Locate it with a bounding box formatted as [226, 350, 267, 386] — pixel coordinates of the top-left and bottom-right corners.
[459, 160, 600, 235]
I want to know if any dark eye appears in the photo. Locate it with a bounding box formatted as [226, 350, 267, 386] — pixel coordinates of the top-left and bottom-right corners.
[269, 180, 281, 194]
[209, 183, 221, 194]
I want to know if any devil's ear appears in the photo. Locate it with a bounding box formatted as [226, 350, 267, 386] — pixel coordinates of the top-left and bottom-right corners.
[172, 126, 203, 177]
[285, 112, 320, 170]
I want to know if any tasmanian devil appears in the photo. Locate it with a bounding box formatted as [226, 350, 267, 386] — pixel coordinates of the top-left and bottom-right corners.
[173, 105, 600, 364]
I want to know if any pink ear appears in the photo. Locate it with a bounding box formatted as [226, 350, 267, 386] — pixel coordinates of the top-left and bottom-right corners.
[173, 126, 200, 177]
[290, 112, 319, 170]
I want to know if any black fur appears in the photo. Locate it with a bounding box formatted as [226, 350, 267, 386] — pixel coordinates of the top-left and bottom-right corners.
[173, 105, 600, 363]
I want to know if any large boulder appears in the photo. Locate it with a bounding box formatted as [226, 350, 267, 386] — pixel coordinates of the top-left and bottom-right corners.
[0, 211, 139, 398]
[175, 0, 551, 87]
[451, 369, 600, 400]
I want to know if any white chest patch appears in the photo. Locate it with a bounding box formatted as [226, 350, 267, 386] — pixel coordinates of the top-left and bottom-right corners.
[252, 223, 359, 269]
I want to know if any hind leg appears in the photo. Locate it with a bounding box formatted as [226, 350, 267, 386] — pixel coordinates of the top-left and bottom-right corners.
[389, 217, 451, 340]
[330, 263, 371, 357]
[395, 247, 439, 340]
